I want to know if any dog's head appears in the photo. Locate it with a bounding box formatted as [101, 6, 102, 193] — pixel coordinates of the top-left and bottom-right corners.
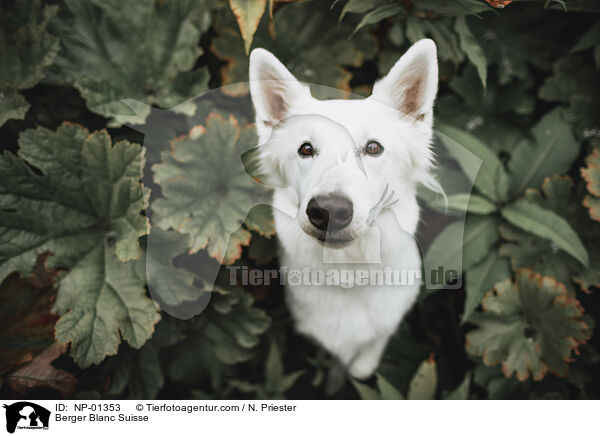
[249, 39, 439, 248]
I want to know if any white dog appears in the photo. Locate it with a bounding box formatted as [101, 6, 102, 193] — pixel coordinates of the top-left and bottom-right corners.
[249, 39, 439, 380]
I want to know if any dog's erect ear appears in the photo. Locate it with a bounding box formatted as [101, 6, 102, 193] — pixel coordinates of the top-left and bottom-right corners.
[249, 48, 310, 129]
[370, 39, 438, 123]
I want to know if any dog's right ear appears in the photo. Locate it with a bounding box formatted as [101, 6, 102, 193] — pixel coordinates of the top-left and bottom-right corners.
[249, 49, 310, 131]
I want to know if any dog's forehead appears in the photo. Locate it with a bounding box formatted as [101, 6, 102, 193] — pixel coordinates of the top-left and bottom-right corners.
[281, 113, 354, 141]
[297, 98, 397, 137]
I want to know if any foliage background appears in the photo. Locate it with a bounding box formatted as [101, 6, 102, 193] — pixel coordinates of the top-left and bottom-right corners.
[1, 0, 600, 400]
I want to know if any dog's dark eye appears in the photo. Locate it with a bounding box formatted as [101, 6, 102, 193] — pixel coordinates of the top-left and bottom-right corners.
[298, 142, 315, 157]
[364, 140, 384, 156]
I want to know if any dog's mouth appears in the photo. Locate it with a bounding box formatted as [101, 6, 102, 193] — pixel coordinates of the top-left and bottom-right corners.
[316, 234, 355, 248]
[301, 227, 358, 248]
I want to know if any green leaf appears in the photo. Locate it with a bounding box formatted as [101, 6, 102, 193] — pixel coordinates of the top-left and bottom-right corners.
[49, 0, 209, 122]
[0, 123, 156, 367]
[411, 0, 491, 16]
[539, 57, 600, 135]
[0, 0, 59, 126]
[571, 22, 600, 53]
[455, 17, 487, 88]
[466, 269, 591, 381]
[581, 147, 600, 222]
[501, 200, 589, 268]
[339, 0, 387, 22]
[351, 379, 381, 400]
[352, 4, 403, 36]
[424, 215, 500, 286]
[0, 88, 30, 127]
[500, 223, 579, 295]
[388, 21, 405, 46]
[431, 193, 496, 215]
[508, 109, 580, 196]
[152, 114, 273, 264]
[213, 0, 376, 97]
[424, 18, 464, 66]
[376, 373, 405, 400]
[142, 228, 209, 307]
[463, 251, 511, 323]
[407, 356, 438, 400]
[264, 339, 285, 393]
[206, 289, 270, 363]
[351, 373, 406, 400]
[436, 123, 510, 202]
[228, 0, 268, 54]
[168, 287, 270, 381]
[54, 244, 158, 367]
[444, 373, 471, 400]
[103, 342, 164, 400]
[405, 16, 427, 44]
[423, 221, 464, 285]
[436, 67, 532, 154]
[463, 215, 502, 270]
[264, 340, 304, 395]
[229, 337, 302, 399]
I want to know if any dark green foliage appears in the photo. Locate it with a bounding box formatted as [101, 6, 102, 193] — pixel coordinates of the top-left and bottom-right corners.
[0, 0, 599, 400]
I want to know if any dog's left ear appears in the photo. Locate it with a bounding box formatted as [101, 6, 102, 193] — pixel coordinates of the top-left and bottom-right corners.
[370, 39, 438, 124]
[249, 48, 310, 132]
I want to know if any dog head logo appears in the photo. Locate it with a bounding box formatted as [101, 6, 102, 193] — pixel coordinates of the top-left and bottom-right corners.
[3, 402, 50, 434]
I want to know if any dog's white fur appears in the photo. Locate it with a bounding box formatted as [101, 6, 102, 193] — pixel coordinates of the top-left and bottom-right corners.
[249, 40, 439, 379]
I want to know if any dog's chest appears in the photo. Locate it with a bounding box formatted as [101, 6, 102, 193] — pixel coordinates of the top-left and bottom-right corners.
[284, 279, 419, 359]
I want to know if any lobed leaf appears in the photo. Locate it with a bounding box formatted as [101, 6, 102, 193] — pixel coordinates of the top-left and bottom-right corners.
[0, 123, 157, 367]
[0, 0, 59, 126]
[48, 0, 210, 122]
[152, 114, 273, 264]
[168, 286, 271, 385]
[581, 147, 600, 222]
[466, 269, 591, 381]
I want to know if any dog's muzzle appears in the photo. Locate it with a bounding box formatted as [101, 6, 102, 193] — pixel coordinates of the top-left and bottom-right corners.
[306, 195, 353, 233]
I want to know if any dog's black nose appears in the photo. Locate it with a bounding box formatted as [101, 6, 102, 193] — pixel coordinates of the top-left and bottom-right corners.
[306, 195, 353, 231]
